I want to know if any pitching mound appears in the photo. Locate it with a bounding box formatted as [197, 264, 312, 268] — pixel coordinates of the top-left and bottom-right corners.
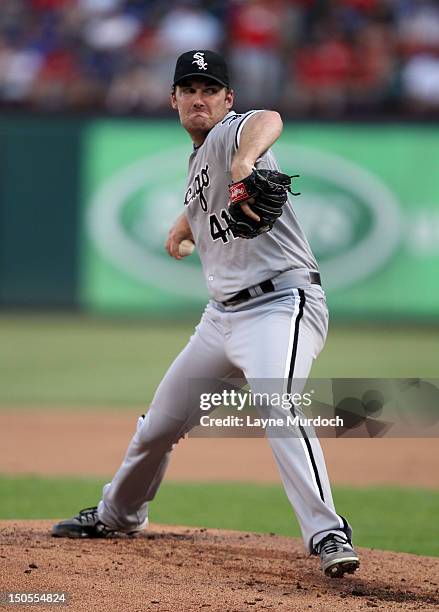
[1, 522, 438, 611]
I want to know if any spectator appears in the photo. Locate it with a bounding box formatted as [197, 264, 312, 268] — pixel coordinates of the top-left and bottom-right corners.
[83, 14, 141, 51]
[396, 0, 439, 56]
[0, 39, 43, 103]
[138, 2, 224, 111]
[401, 53, 439, 115]
[228, 0, 288, 109]
[156, 2, 223, 54]
[287, 21, 354, 116]
[349, 21, 395, 113]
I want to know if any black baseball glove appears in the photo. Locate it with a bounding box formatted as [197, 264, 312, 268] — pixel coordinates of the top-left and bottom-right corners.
[227, 169, 299, 239]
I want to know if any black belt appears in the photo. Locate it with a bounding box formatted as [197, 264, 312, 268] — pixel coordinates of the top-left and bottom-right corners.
[222, 271, 321, 306]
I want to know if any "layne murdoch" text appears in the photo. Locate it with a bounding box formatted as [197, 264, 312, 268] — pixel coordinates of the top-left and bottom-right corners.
[200, 415, 344, 428]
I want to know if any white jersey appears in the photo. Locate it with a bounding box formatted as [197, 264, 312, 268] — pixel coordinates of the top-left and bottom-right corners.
[184, 110, 319, 302]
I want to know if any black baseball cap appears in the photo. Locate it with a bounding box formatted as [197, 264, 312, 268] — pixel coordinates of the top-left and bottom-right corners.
[173, 50, 230, 88]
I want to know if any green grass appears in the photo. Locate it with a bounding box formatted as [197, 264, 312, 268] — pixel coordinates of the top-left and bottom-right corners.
[0, 476, 438, 557]
[1, 314, 439, 406]
[0, 315, 192, 406]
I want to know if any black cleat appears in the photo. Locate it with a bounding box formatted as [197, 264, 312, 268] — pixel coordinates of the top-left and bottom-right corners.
[52, 507, 119, 539]
[315, 534, 360, 578]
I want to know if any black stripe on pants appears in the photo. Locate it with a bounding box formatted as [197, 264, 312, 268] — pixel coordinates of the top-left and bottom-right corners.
[287, 288, 325, 503]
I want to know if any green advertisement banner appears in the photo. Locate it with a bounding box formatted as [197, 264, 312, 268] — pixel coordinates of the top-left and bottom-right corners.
[80, 122, 439, 318]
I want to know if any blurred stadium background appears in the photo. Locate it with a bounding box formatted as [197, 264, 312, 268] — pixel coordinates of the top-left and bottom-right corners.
[2, 0, 439, 116]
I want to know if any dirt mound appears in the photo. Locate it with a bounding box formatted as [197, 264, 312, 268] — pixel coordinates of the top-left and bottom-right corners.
[1, 521, 438, 612]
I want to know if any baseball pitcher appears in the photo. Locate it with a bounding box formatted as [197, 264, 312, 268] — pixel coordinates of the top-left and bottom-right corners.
[52, 50, 360, 579]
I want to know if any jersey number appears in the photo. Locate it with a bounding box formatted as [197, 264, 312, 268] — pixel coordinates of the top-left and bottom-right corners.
[209, 210, 233, 243]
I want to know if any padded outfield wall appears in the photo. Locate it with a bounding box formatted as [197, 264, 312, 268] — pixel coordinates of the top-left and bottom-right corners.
[1, 115, 438, 319]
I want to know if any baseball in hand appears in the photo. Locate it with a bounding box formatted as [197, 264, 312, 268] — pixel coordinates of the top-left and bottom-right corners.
[178, 239, 195, 257]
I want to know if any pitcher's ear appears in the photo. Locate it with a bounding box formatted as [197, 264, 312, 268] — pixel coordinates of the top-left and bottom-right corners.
[225, 89, 234, 108]
[171, 91, 178, 109]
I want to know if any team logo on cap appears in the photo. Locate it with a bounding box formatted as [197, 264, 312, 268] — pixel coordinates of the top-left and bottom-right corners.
[192, 52, 208, 71]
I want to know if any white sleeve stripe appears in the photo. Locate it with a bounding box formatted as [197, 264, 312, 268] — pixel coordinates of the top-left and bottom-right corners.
[234, 110, 266, 150]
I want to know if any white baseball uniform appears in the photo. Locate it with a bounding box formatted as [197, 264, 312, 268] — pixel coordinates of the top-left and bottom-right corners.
[97, 110, 353, 552]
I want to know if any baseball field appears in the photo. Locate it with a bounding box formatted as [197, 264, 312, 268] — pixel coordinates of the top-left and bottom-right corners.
[1, 314, 438, 611]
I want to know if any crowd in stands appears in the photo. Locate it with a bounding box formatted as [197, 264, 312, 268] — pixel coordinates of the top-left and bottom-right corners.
[0, 0, 438, 117]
